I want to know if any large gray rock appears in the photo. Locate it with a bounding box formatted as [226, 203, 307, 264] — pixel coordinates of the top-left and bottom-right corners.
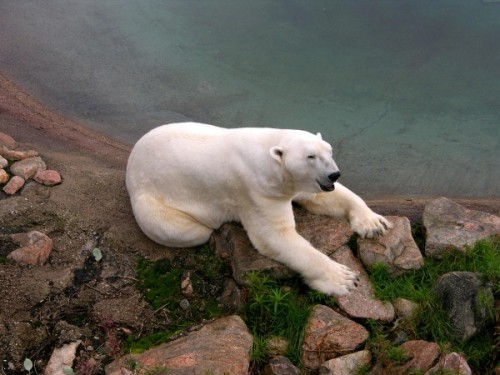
[209, 209, 352, 285]
[433, 271, 494, 341]
[334, 246, 395, 322]
[423, 197, 500, 258]
[358, 216, 423, 276]
[301, 304, 369, 371]
[105, 315, 253, 375]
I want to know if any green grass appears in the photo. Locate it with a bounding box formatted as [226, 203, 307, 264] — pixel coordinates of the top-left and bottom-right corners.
[368, 238, 499, 372]
[126, 245, 230, 353]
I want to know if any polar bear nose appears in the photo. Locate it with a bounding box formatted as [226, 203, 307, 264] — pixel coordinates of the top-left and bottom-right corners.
[328, 171, 341, 182]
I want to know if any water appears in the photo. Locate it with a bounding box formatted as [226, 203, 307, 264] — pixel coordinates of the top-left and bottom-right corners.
[0, 0, 498, 198]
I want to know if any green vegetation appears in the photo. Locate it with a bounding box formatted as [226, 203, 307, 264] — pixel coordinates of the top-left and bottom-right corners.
[243, 272, 337, 366]
[368, 238, 500, 372]
[126, 245, 230, 353]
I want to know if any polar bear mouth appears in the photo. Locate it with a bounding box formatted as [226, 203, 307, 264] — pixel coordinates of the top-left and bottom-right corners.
[317, 180, 335, 192]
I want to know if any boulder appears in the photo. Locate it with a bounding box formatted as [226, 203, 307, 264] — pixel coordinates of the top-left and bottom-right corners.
[0, 168, 8, 184]
[0, 145, 38, 161]
[396, 340, 440, 374]
[358, 216, 423, 276]
[392, 298, 419, 320]
[105, 315, 252, 375]
[0, 131, 16, 148]
[334, 246, 395, 322]
[423, 197, 500, 258]
[0, 155, 8, 169]
[301, 304, 369, 371]
[433, 271, 494, 341]
[319, 350, 371, 375]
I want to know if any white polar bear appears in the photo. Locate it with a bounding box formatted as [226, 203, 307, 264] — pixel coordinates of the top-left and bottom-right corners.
[126, 122, 391, 296]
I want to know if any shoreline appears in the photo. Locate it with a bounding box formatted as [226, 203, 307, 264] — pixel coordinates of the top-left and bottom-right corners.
[1, 71, 499, 220]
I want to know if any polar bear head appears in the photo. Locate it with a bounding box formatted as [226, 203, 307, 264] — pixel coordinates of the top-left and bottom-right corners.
[270, 131, 341, 194]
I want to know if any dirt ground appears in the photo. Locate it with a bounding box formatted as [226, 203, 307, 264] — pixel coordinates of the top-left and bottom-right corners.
[1, 72, 499, 373]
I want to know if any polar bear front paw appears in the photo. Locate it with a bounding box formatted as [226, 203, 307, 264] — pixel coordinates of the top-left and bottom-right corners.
[350, 209, 392, 239]
[306, 260, 359, 297]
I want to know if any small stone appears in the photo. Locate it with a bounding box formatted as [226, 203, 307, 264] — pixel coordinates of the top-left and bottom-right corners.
[393, 298, 419, 320]
[44, 341, 81, 375]
[0, 155, 8, 168]
[264, 356, 300, 375]
[319, 350, 371, 375]
[7, 231, 53, 265]
[34, 169, 62, 186]
[0, 168, 9, 184]
[10, 156, 46, 180]
[425, 352, 472, 375]
[0, 131, 16, 148]
[180, 271, 194, 297]
[397, 340, 440, 374]
[2, 175, 25, 195]
[179, 298, 190, 310]
[267, 336, 289, 357]
[0, 145, 38, 160]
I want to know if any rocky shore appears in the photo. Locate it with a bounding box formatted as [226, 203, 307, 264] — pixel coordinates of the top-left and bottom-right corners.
[1, 74, 499, 374]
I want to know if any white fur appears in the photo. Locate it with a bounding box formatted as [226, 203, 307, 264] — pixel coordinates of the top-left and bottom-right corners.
[126, 122, 391, 296]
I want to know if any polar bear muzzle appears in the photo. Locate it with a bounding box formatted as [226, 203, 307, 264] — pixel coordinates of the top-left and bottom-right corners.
[317, 171, 341, 192]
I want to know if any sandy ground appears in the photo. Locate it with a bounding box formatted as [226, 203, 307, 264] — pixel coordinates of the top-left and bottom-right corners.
[0, 71, 499, 371]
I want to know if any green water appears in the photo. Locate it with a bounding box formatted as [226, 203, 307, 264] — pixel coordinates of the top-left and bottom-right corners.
[0, 1, 498, 197]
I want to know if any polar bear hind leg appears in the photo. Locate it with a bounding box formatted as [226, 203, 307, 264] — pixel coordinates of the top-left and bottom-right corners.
[131, 193, 213, 247]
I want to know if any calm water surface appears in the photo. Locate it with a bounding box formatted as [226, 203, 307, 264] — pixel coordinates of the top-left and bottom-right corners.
[0, 0, 498, 197]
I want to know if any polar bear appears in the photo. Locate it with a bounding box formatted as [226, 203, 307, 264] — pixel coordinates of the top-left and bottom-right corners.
[126, 122, 391, 296]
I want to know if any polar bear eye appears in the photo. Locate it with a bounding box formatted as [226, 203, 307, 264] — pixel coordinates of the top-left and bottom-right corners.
[307, 155, 316, 160]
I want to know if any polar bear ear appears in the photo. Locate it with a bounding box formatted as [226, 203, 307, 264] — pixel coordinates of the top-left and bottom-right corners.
[316, 132, 323, 140]
[270, 146, 284, 163]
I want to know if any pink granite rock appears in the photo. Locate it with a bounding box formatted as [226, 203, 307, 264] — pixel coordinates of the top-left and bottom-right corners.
[0, 132, 16, 148]
[8, 231, 53, 265]
[334, 246, 395, 322]
[10, 156, 46, 180]
[425, 352, 472, 375]
[34, 169, 62, 186]
[0, 169, 9, 184]
[397, 340, 440, 374]
[0, 145, 38, 160]
[319, 350, 372, 375]
[2, 175, 25, 195]
[301, 304, 369, 371]
[358, 216, 423, 276]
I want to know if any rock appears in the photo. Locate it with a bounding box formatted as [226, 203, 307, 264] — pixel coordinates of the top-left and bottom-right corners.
[423, 197, 500, 258]
[180, 270, 194, 297]
[53, 321, 84, 344]
[10, 156, 47, 180]
[0, 145, 38, 160]
[8, 231, 53, 265]
[106, 315, 253, 375]
[267, 336, 289, 357]
[210, 209, 352, 285]
[217, 278, 243, 310]
[210, 222, 293, 285]
[2, 175, 25, 195]
[7, 321, 49, 363]
[34, 169, 62, 186]
[264, 356, 300, 375]
[44, 341, 81, 375]
[0, 131, 16, 148]
[301, 304, 369, 371]
[319, 350, 371, 375]
[425, 352, 472, 375]
[0, 155, 8, 168]
[433, 271, 494, 341]
[0, 168, 8, 183]
[393, 298, 419, 320]
[396, 340, 440, 374]
[334, 246, 395, 322]
[358, 216, 423, 276]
